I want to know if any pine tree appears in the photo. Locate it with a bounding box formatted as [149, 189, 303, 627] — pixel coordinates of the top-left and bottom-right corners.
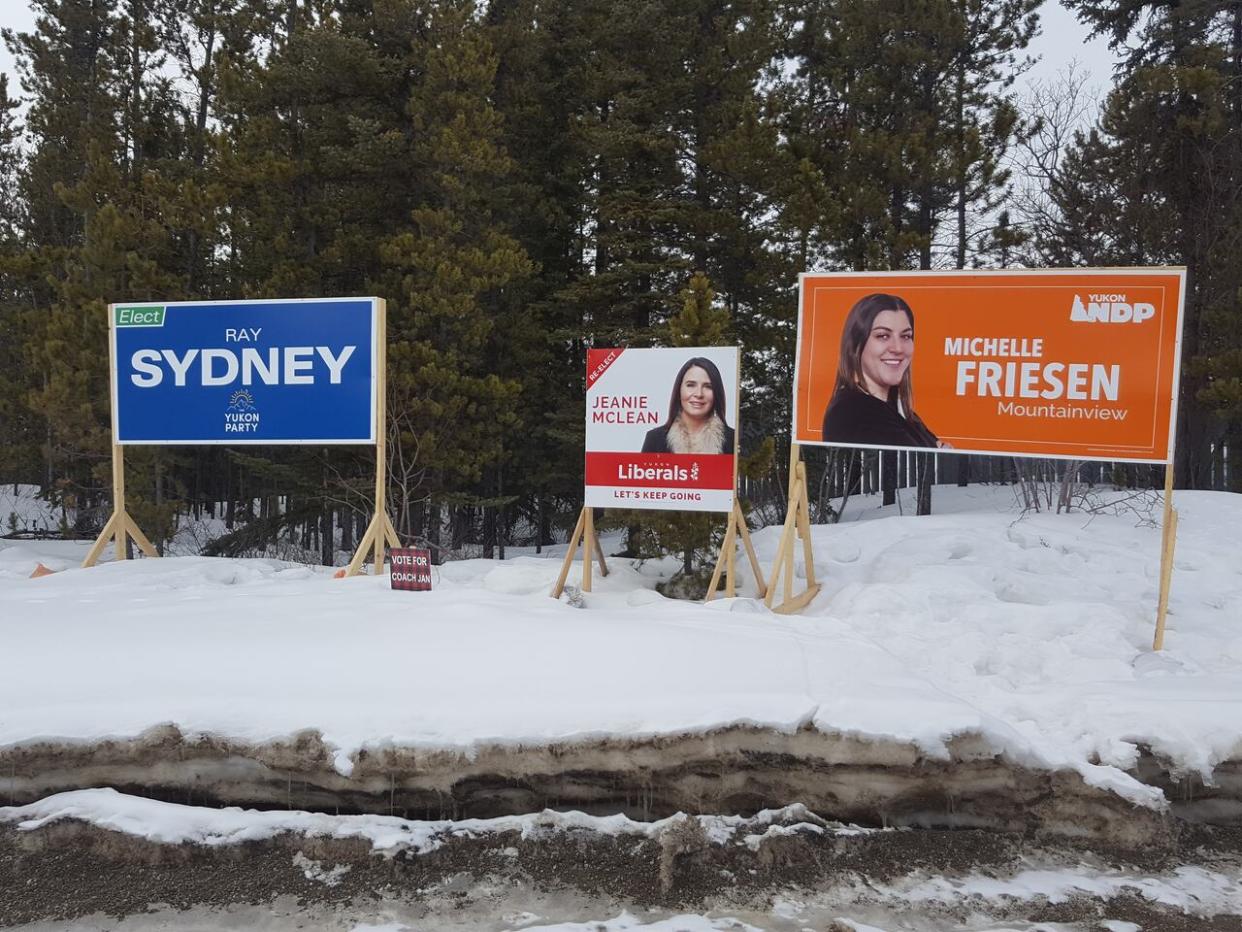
[487, 0, 790, 551]
[668, 271, 731, 347]
[780, 0, 1038, 513]
[1055, 0, 1242, 489]
[209, 0, 424, 555]
[946, 0, 1039, 269]
[6, 0, 238, 537]
[606, 272, 735, 588]
[0, 73, 42, 484]
[375, 0, 533, 555]
[5, 0, 122, 511]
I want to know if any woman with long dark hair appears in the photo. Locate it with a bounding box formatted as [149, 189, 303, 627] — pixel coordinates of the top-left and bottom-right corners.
[821, 293, 941, 448]
[642, 356, 735, 454]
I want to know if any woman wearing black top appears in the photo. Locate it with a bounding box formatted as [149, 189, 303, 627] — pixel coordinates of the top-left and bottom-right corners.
[642, 356, 736, 454]
[821, 293, 944, 448]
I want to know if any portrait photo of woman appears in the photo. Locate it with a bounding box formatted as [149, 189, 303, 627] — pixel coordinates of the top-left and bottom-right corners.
[642, 356, 736, 454]
[821, 293, 943, 448]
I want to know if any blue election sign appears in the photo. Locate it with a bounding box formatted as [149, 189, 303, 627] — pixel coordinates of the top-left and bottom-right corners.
[111, 298, 378, 445]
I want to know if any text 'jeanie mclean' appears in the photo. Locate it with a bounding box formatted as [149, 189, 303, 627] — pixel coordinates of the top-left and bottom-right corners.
[592, 394, 658, 423]
[593, 409, 659, 423]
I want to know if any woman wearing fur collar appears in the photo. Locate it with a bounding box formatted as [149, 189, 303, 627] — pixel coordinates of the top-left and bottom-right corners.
[641, 356, 736, 454]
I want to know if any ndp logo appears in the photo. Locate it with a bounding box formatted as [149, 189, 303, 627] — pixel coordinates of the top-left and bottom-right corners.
[1070, 294, 1155, 324]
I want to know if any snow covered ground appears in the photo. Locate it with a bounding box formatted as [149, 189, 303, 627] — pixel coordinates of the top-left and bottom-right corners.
[3, 484, 1240, 808]
[3, 482, 1242, 929]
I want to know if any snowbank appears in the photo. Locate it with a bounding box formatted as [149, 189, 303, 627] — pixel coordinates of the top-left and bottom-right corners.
[2, 485, 1240, 810]
[3, 788, 1239, 928]
[0, 788, 836, 855]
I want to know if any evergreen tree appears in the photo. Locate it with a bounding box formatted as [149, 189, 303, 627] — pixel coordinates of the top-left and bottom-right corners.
[375, 0, 533, 554]
[946, 0, 1039, 269]
[1055, 0, 1242, 489]
[210, 0, 425, 553]
[488, 0, 789, 549]
[780, 0, 1038, 512]
[607, 272, 734, 588]
[0, 74, 42, 484]
[5, 0, 122, 511]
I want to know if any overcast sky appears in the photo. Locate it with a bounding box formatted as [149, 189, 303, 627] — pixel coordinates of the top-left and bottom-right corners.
[0, 1, 1118, 138]
[1026, 0, 1118, 94]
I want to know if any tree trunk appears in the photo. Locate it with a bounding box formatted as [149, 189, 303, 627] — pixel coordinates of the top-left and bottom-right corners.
[428, 502, 442, 563]
[320, 507, 333, 566]
[339, 506, 353, 553]
[1228, 436, 1242, 492]
[916, 453, 932, 516]
[881, 451, 896, 506]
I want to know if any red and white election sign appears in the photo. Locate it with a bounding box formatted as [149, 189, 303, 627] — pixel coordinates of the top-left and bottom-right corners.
[390, 548, 432, 591]
[585, 347, 740, 513]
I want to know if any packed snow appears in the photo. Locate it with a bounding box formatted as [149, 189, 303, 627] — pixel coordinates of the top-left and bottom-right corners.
[0, 789, 845, 856]
[4, 789, 1240, 929]
[2, 483, 1241, 811]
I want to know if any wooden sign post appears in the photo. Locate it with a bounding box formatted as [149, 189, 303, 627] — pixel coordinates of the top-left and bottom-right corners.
[763, 443, 820, 614]
[84, 304, 159, 567]
[345, 298, 399, 576]
[82, 441, 159, 567]
[550, 499, 766, 602]
[704, 498, 767, 602]
[551, 506, 609, 597]
[704, 377, 766, 602]
[1151, 462, 1179, 650]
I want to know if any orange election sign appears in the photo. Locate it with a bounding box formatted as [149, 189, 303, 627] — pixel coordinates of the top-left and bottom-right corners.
[793, 269, 1186, 463]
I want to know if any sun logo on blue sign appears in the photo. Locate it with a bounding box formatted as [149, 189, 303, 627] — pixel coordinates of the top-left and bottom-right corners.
[226, 390, 257, 413]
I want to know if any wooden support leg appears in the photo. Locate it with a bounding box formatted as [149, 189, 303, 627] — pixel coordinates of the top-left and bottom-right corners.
[765, 482, 801, 609]
[371, 516, 385, 576]
[593, 527, 608, 577]
[551, 507, 587, 599]
[372, 299, 390, 577]
[583, 508, 595, 593]
[346, 514, 380, 577]
[1152, 464, 1177, 651]
[383, 514, 401, 549]
[704, 505, 736, 603]
[83, 512, 121, 568]
[123, 512, 160, 558]
[783, 524, 794, 604]
[111, 442, 127, 563]
[1153, 509, 1179, 651]
[795, 463, 816, 589]
[736, 502, 767, 600]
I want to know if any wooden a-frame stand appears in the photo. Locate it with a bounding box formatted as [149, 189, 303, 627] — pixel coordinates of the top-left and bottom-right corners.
[549, 499, 767, 603]
[84, 303, 160, 567]
[764, 443, 820, 614]
[704, 499, 767, 602]
[550, 507, 610, 596]
[345, 298, 398, 576]
[1151, 461, 1180, 651]
[82, 442, 159, 567]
